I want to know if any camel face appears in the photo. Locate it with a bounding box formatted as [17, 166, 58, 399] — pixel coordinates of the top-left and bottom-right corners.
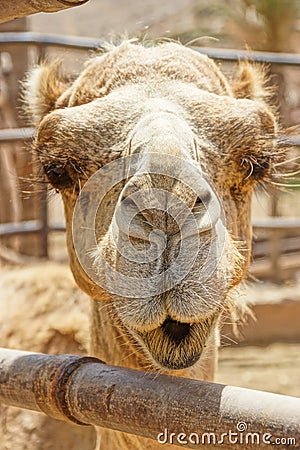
[26, 42, 278, 371]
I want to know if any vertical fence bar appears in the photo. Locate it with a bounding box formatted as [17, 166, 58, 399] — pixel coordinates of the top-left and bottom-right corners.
[269, 189, 280, 282]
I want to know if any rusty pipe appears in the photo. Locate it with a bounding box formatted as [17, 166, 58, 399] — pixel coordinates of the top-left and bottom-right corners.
[0, 0, 89, 24]
[0, 348, 299, 449]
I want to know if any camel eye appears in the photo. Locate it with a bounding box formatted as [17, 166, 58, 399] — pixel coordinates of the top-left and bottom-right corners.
[251, 159, 270, 180]
[44, 163, 72, 189]
[242, 157, 271, 182]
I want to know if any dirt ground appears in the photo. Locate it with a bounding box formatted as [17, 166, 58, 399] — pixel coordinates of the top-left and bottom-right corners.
[217, 342, 300, 398]
[216, 278, 300, 398]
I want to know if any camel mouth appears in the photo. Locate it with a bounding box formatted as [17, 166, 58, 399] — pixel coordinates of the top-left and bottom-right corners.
[161, 317, 191, 344]
[134, 317, 213, 370]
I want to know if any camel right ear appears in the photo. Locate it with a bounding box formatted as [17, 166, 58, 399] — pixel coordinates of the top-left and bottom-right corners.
[23, 61, 71, 125]
[231, 61, 273, 105]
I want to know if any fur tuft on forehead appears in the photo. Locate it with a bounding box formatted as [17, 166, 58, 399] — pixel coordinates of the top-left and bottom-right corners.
[22, 42, 276, 132]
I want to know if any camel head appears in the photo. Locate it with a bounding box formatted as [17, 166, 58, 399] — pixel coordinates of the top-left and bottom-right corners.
[24, 42, 278, 371]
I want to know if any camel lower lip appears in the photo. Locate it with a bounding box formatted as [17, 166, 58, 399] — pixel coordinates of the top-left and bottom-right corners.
[157, 351, 202, 370]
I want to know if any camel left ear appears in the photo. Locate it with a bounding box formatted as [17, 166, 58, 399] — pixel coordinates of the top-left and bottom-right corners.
[231, 61, 273, 105]
[23, 61, 71, 125]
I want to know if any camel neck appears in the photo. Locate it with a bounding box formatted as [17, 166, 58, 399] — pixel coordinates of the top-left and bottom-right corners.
[89, 298, 218, 450]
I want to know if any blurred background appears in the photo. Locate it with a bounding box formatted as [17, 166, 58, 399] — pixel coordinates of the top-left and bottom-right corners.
[1, 0, 300, 396]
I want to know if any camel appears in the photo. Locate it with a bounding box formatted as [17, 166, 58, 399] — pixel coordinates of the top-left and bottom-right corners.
[23, 41, 280, 449]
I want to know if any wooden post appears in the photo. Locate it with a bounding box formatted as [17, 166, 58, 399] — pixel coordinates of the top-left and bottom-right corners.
[268, 188, 282, 283]
[0, 19, 49, 257]
[0, 18, 28, 254]
[0, 348, 299, 449]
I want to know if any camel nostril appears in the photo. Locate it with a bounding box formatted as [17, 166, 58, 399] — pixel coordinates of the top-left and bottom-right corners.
[162, 317, 191, 344]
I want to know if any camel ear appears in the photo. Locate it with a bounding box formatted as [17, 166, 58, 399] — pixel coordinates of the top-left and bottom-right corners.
[231, 61, 273, 104]
[23, 61, 70, 125]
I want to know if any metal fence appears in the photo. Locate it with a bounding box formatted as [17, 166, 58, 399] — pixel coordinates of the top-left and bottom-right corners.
[0, 33, 300, 279]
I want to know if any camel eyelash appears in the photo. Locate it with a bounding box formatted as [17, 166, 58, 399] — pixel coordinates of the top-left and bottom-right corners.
[241, 157, 271, 182]
[251, 160, 271, 180]
[43, 162, 73, 190]
[42, 157, 87, 191]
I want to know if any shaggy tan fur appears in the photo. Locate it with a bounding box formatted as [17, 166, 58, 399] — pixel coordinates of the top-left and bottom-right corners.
[22, 62, 70, 125]
[20, 42, 280, 449]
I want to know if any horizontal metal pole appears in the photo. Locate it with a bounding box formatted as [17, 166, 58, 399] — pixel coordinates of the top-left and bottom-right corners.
[279, 135, 300, 147]
[49, 222, 66, 232]
[0, 221, 66, 237]
[0, 348, 299, 449]
[194, 46, 300, 67]
[0, 220, 43, 237]
[252, 217, 300, 231]
[0, 31, 105, 51]
[0, 127, 35, 143]
[3, 219, 300, 238]
[253, 235, 300, 259]
[0, 32, 300, 67]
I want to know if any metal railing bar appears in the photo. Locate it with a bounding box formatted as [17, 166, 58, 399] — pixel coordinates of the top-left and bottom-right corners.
[279, 135, 300, 146]
[0, 348, 299, 449]
[0, 32, 105, 51]
[0, 220, 43, 237]
[194, 46, 300, 66]
[48, 223, 66, 232]
[0, 127, 35, 143]
[2, 220, 300, 237]
[252, 217, 300, 231]
[0, 32, 300, 66]
[0, 222, 67, 237]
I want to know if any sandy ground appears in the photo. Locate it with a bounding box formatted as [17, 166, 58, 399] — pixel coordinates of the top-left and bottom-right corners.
[217, 276, 300, 399]
[218, 276, 300, 397]
[217, 343, 300, 398]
